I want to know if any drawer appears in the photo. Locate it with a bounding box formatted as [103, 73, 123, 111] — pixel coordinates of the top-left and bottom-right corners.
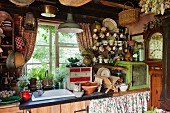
[81, 68, 91, 72]
[70, 68, 80, 72]
[70, 77, 91, 82]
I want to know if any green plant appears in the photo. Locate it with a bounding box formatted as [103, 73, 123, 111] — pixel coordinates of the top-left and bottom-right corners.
[27, 62, 54, 80]
[27, 67, 46, 80]
[144, 106, 157, 113]
[17, 75, 30, 88]
[55, 66, 68, 83]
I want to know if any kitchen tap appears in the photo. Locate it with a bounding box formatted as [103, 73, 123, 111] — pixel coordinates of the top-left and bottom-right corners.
[45, 70, 50, 86]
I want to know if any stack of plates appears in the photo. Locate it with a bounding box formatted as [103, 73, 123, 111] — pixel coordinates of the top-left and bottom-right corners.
[1, 20, 12, 28]
[97, 68, 110, 77]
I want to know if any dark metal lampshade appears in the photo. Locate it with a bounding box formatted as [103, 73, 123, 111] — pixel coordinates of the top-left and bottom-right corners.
[58, 13, 83, 33]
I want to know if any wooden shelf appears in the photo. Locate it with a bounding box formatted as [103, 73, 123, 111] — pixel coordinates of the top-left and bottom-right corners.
[0, 56, 8, 58]
[94, 64, 128, 70]
[1, 45, 13, 47]
[1, 27, 13, 31]
[112, 88, 150, 97]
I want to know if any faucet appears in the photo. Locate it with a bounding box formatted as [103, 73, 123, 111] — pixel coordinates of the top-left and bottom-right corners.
[45, 70, 50, 86]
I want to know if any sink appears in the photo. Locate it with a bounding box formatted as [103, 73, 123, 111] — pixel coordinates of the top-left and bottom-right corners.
[32, 89, 75, 101]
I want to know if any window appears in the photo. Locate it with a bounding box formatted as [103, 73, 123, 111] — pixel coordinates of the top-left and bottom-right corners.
[58, 32, 81, 66]
[26, 22, 81, 76]
[26, 23, 56, 75]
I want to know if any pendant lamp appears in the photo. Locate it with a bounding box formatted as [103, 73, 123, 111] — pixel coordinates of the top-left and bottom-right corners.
[39, 5, 58, 18]
[58, 13, 83, 33]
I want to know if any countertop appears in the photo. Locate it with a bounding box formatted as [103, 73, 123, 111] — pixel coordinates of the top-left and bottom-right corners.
[19, 92, 112, 110]
[0, 88, 149, 110]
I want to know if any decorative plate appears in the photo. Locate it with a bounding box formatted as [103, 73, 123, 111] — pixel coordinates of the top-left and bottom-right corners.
[97, 68, 105, 76]
[100, 68, 110, 77]
[9, 0, 35, 6]
[0, 96, 21, 104]
[102, 18, 117, 32]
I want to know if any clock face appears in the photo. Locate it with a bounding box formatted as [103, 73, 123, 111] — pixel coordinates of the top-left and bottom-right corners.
[148, 32, 163, 60]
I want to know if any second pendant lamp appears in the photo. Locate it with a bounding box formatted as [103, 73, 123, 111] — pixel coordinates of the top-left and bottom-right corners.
[58, 13, 83, 33]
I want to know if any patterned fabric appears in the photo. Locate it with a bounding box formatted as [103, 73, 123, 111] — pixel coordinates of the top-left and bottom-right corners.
[15, 36, 25, 51]
[22, 31, 37, 62]
[89, 91, 150, 113]
[77, 23, 93, 51]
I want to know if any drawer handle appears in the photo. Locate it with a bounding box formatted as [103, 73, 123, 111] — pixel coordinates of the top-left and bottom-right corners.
[74, 106, 89, 113]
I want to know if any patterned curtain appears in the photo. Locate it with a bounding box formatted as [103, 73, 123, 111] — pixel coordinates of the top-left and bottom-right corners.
[89, 91, 150, 113]
[17, 16, 38, 63]
[77, 23, 93, 52]
[22, 31, 37, 62]
[14, 15, 37, 75]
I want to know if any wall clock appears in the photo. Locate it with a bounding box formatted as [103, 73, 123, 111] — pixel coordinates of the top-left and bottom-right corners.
[144, 23, 163, 63]
[148, 32, 163, 60]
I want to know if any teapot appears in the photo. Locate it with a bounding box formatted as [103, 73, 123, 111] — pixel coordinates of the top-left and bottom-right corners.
[20, 90, 31, 101]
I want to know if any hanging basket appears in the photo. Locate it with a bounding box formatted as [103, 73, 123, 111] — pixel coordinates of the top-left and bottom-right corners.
[59, 0, 92, 7]
[118, 2, 140, 26]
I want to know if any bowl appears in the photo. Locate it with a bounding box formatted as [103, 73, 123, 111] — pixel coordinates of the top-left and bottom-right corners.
[81, 82, 98, 94]
[119, 83, 128, 92]
[73, 91, 84, 97]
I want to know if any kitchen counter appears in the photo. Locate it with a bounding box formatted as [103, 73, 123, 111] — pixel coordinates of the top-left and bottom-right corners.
[19, 92, 112, 110]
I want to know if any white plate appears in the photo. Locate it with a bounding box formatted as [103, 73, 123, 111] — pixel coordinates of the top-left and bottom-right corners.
[100, 69, 110, 77]
[102, 18, 117, 32]
[97, 68, 106, 76]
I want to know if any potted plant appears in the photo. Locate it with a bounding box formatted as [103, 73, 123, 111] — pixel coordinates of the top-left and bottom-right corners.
[54, 66, 68, 89]
[42, 70, 54, 88]
[17, 75, 30, 92]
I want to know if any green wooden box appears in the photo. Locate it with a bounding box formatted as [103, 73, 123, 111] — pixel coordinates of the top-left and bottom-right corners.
[115, 61, 150, 90]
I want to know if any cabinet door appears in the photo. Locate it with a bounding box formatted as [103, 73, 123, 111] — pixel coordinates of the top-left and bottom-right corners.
[149, 68, 162, 108]
[61, 101, 89, 113]
[30, 105, 60, 113]
[0, 106, 25, 113]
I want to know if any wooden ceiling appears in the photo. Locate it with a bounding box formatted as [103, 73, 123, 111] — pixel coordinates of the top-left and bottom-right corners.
[0, 0, 141, 23]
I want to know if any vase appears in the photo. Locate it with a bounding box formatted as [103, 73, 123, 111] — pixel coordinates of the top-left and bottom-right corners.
[30, 78, 37, 92]
[58, 82, 63, 89]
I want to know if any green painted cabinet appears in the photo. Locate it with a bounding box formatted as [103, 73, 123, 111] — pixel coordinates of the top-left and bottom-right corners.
[115, 61, 150, 90]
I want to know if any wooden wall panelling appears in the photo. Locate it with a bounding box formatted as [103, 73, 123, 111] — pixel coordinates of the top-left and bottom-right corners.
[0, 106, 25, 113]
[31, 105, 60, 113]
[61, 101, 89, 113]
[160, 11, 170, 110]
[149, 67, 162, 108]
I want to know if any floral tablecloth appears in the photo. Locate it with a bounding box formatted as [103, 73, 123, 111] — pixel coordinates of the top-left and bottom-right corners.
[89, 91, 150, 113]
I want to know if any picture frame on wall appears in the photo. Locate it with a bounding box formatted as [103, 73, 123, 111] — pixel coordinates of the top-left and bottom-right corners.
[131, 33, 144, 49]
[131, 33, 144, 43]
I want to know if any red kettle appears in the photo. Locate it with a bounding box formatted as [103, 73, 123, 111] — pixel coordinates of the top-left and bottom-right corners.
[20, 90, 31, 101]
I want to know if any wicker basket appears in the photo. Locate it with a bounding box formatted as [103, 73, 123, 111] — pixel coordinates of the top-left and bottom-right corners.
[118, 2, 140, 26]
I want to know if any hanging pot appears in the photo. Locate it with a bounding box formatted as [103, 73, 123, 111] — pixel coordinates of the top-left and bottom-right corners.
[15, 52, 25, 68]
[6, 50, 15, 69]
[6, 50, 25, 69]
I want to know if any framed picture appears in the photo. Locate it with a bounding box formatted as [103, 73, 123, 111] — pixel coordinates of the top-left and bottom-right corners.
[131, 33, 144, 42]
[131, 33, 144, 49]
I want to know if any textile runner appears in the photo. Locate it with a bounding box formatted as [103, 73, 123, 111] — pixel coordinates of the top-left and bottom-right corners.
[89, 91, 150, 113]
